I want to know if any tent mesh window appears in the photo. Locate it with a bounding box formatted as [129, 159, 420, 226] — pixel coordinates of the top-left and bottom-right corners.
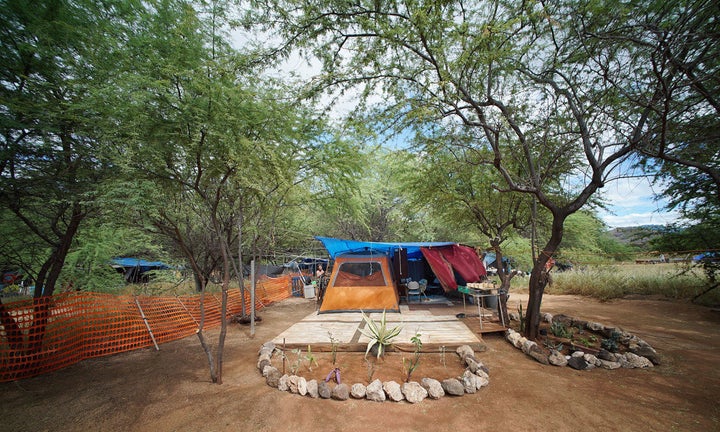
[334, 262, 386, 287]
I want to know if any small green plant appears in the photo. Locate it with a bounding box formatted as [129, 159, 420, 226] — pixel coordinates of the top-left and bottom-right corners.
[328, 332, 339, 365]
[550, 321, 572, 339]
[543, 338, 564, 352]
[577, 336, 593, 348]
[403, 331, 423, 382]
[366, 359, 376, 383]
[305, 345, 319, 371]
[274, 347, 288, 375]
[290, 348, 302, 374]
[359, 309, 402, 359]
[601, 330, 621, 352]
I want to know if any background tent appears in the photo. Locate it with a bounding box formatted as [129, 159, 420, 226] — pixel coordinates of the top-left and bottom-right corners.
[110, 258, 173, 284]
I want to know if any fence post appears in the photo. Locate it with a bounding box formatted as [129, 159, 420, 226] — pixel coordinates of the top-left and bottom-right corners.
[176, 296, 199, 328]
[134, 296, 159, 351]
[251, 259, 256, 337]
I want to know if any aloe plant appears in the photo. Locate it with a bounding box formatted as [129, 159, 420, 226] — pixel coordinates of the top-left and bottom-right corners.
[359, 309, 402, 359]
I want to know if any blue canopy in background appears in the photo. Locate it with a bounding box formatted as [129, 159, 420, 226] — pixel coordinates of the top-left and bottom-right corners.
[111, 258, 172, 271]
[315, 236, 455, 260]
[111, 258, 173, 283]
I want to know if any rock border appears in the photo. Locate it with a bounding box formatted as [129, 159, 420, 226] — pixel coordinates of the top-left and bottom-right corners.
[505, 312, 660, 370]
[257, 343, 490, 403]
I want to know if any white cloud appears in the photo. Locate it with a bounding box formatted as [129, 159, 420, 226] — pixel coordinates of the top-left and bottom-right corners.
[597, 177, 679, 227]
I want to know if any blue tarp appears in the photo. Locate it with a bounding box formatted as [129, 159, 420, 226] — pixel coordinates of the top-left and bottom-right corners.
[111, 258, 172, 271]
[315, 236, 455, 260]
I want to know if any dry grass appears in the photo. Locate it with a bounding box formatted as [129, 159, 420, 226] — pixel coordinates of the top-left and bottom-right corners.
[501, 263, 719, 306]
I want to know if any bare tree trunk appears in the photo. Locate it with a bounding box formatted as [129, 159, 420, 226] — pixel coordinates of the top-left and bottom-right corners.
[215, 216, 232, 385]
[27, 204, 84, 353]
[197, 287, 217, 383]
[169, 224, 217, 382]
[490, 238, 512, 325]
[524, 215, 564, 340]
[237, 212, 246, 318]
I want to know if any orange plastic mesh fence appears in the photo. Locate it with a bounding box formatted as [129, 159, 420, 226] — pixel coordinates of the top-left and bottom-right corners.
[0, 274, 294, 382]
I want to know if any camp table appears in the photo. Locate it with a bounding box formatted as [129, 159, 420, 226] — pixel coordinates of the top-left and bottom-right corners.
[461, 283, 504, 329]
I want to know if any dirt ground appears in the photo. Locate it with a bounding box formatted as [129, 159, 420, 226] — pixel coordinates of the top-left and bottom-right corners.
[1, 293, 719, 432]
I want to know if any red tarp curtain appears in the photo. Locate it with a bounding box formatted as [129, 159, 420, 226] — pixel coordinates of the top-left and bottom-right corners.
[420, 245, 487, 292]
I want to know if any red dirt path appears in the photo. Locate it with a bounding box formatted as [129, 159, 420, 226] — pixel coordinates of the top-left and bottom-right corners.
[1, 294, 719, 432]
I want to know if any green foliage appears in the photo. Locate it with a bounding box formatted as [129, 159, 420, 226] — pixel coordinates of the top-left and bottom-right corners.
[650, 219, 720, 254]
[403, 331, 423, 382]
[61, 222, 169, 293]
[557, 211, 637, 263]
[304, 345, 319, 371]
[0, 0, 144, 295]
[359, 310, 402, 359]
[543, 338, 564, 353]
[290, 348, 302, 374]
[328, 332, 339, 366]
[601, 331, 621, 353]
[550, 321, 572, 339]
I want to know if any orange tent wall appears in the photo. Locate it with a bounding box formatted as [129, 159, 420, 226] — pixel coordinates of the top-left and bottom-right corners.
[318, 255, 400, 313]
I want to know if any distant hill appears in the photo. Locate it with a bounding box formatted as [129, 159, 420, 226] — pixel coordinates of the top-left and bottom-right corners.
[608, 225, 664, 249]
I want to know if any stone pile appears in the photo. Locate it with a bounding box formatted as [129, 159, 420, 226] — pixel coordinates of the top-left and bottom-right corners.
[505, 312, 660, 370]
[258, 342, 490, 403]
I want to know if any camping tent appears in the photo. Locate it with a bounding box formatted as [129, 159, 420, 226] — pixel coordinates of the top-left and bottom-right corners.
[318, 252, 399, 313]
[316, 237, 487, 313]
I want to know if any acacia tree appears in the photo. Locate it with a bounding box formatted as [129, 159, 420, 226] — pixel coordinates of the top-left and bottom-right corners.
[572, 0, 719, 300]
[0, 0, 142, 351]
[602, 0, 720, 198]
[399, 141, 532, 283]
[102, 0, 358, 382]
[245, 0, 703, 338]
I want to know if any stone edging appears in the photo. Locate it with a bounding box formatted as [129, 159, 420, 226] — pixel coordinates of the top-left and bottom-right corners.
[257, 343, 490, 403]
[505, 312, 660, 370]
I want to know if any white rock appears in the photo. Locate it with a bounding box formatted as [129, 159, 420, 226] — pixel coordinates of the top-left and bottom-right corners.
[297, 377, 308, 396]
[383, 380, 404, 402]
[366, 379, 386, 402]
[350, 383, 367, 399]
[278, 374, 290, 392]
[402, 381, 428, 403]
[421, 377, 445, 399]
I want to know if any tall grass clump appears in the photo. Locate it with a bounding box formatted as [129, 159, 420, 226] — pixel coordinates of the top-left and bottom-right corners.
[546, 263, 715, 303]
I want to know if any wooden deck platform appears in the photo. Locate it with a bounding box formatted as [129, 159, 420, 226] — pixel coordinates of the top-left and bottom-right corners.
[271, 305, 497, 352]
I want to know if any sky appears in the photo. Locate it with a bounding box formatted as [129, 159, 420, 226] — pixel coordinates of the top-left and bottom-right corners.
[595, 177, 680, 228]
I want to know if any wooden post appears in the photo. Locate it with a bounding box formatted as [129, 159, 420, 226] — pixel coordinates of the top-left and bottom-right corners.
[176, 296, 199, 327]
[250, 259, 256, 337]
[135, 296, 159, 351]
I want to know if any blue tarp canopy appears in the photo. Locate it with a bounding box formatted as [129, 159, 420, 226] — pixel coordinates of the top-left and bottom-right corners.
[111, 258, 173, 283]
[315, 236, 455, 260]
[111, 258, 172, 271]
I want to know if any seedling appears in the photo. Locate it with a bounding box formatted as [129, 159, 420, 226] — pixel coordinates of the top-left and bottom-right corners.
[403, 331, 423, 382]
